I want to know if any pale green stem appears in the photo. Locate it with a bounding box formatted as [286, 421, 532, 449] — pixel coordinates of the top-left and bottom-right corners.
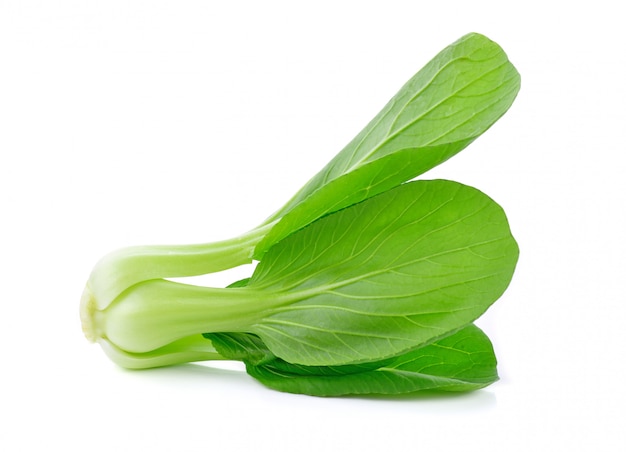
[98, 335, 227, 369]
[88, 278, 288, 354]
[85, 222, 277, 312]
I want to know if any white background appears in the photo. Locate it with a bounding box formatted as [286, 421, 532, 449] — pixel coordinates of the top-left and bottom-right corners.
[2, 1, 625, 451]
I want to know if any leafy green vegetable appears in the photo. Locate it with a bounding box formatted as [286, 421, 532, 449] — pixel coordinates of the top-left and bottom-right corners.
[83, 32, 519, 311]
[80, 33, 520, 397]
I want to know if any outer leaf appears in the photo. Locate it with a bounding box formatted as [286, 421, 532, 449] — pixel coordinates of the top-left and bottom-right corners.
[255, 32, 520, 257]
[204, 331, 275, 365]
[247, 179, 518, 366]
[208, 325, 498, 396]
[207, 331, 394, 373]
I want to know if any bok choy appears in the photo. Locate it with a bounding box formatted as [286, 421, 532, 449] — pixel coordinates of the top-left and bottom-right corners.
[80, 32, 520, 396]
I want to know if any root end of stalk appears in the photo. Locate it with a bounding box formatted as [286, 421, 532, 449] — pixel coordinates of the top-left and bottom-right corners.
[80, 284, 98, 342]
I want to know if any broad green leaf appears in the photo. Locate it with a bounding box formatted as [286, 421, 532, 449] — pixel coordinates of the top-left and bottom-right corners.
[255, 32, 520, 257]
[247, 179, 518, 366]
[207, 325, 498, 396]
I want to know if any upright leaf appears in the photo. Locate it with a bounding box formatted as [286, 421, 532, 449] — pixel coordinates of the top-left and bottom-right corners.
[255, 32, 520, 256]
[248, 179, 518, 366]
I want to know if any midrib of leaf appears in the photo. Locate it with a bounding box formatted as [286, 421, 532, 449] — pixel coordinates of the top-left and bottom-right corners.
[266, 269, 504, 316]
[257, 319, 422, 342]
[376, 367, 473, 383]
[267, 303, 473, 317]
[253, 365, 490, 395]
[256, 359, 474, 383]
[255, 233, 510, 302]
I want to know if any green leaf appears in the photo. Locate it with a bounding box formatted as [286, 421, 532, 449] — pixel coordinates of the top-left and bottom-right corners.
[207, 325, 498, 396]
[247, 179, 518, 366]
[255, 32, 520, 257]
[204, 331, 276, 366]
[225, 277, 252, 289]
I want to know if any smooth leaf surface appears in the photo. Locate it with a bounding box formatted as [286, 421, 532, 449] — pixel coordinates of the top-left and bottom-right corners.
[248, 179, 518, 366]
[255, 32, 520, 257]
[207, 324, 498, 396]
